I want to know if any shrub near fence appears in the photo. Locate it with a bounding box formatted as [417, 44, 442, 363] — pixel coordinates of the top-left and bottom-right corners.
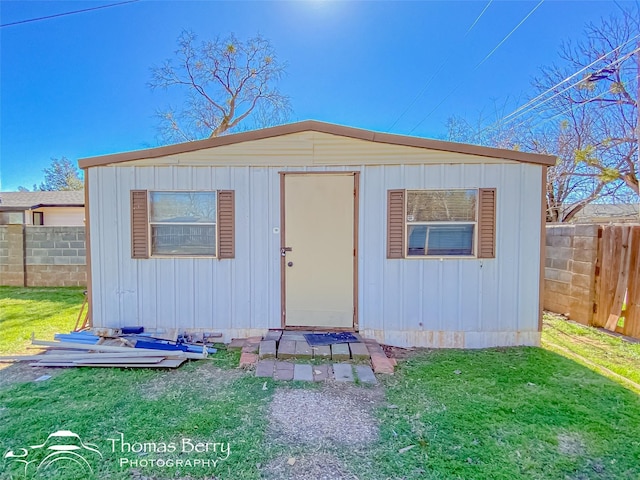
[0, 225, 86, 287]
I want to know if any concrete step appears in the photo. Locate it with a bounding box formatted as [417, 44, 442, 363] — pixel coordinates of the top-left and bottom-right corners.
[312, 345, 331, 359]
[277, 339, 296, 359]
[331, 343, 350, 361]
[259, 340, 277, 359]
[264, 330, 283, 342]
[294, 341, 313, 359]
[349, 342, 370, 361]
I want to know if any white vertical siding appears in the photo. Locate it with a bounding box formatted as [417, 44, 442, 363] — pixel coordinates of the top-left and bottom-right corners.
[89, 161, 542, 346]
[357, 162, 542, 347]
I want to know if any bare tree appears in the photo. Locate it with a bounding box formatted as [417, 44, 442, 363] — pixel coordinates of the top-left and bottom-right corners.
[446, 110, 616, 222]
[528, 124, 612, 222]
[532, 6, 639, 196]
[446, 6, 639, 222]
[445, 99, 530, 151]
[150, 31, 291, 143]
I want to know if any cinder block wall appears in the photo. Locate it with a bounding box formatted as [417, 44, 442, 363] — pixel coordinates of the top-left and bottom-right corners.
[0, 225, 25, 286]
[0, 226, 86, 287]
[544, 224, 599, 324]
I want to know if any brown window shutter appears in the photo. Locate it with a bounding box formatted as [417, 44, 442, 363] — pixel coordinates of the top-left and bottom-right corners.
[478, 188, 496, 258]
[130, 190, 149, 259]
[217, 190, 235, 259]
[387, 189, 406, 259]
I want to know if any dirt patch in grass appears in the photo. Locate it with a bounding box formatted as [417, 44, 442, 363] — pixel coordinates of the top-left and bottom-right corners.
[558, 432, 586, 456]
[138, 360, 244, 400]
[0, 362, 62, 388]
[268, 383, 383, 447]
[382, 344, 417, 360]
[261, 452, 356, 480]
[131, 468, 218, 479]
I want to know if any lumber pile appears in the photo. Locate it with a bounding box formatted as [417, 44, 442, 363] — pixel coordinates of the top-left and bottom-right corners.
[0, 329, 214, 369]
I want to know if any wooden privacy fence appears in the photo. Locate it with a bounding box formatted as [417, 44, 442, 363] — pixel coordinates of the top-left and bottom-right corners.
[592, 225, 640, 338]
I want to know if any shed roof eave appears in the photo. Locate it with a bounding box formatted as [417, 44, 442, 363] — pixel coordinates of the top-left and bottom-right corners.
[78, 120, 557, 168]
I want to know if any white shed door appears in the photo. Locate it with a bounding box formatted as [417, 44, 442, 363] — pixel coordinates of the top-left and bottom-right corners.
[283, 173, 355, 328]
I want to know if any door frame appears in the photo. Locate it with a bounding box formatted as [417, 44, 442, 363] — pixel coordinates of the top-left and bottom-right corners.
[279, 171, 360, 331]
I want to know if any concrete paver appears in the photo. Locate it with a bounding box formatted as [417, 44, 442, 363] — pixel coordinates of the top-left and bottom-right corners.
[279, 333, 307, 342]
[228, 338, 245, 350]
[294, 341, 313, 359]
[255, 359, 275, 378]
[312, 364, 332, 382]
[355, 365, 378, 384]
[293, 363, 314, 382]
[242, 340, 260, 354]
[371, 354, 394, 374]
[259, 340, 277, 359]
[349, 342, 370, 361]
[331, 343, 350, 361]
[277, 340, 296, 359]
[333, 363, 354, 382]
[239, 352, 258, 368]
[264, 330, 282, 342]
[274, 361, 294, 381]
[312, 345, 331, 359]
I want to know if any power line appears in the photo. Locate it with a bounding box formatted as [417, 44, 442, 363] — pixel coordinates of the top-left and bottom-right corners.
[386, 0, 493, 132]
[506, 46, 639, 127]
[475, 0, 544, 68]
[498, 34, 640, 125]
[524, 90, 609, 133]
[477, 42, 640, 137]
[408, 0, 545, 134]
[465, 0, 493, 34]
[0, 0, 140, 28]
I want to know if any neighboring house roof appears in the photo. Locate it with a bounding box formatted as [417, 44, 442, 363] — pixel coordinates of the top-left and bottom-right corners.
[572, 203, 640, 223]
[79, 120, 557, 168]
[0, 191, 85, 211]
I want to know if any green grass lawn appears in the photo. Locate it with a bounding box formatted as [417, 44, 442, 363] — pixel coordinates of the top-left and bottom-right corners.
[366, 348, 640, 479]
[1, 288, 639, 479]
[542, 314, 640, 387]
[0, 286, 85, 355]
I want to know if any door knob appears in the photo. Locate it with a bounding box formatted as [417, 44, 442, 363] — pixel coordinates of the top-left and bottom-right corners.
[287, 262, 293, 267]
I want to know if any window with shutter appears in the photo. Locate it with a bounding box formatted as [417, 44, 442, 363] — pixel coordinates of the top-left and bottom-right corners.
[217, 190, 235, 259]
[387, 188, 497, 259]
[131, 190, 149, 259]
[130, 189, 235, 259]
[477, 188, 496, 258]
[387, 189, 406, 258]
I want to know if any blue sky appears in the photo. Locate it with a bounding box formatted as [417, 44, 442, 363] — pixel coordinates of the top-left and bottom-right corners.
[0, 0, 620, 191]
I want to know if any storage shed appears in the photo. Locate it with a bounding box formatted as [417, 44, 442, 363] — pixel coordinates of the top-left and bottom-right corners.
[79, 121, 555, 348]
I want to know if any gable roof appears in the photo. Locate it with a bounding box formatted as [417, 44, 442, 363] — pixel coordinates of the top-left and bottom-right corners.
[78, 120, 556, 168]
[0, 191, 85, 211]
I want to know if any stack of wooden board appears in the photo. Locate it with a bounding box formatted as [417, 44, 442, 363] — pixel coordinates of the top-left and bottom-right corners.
[0, 333, 208, 369]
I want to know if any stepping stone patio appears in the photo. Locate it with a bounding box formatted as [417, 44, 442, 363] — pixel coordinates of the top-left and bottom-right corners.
[232, 330, 393, 383]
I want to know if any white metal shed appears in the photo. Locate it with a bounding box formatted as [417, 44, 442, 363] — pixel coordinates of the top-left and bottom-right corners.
[79, 121, 555, 348]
